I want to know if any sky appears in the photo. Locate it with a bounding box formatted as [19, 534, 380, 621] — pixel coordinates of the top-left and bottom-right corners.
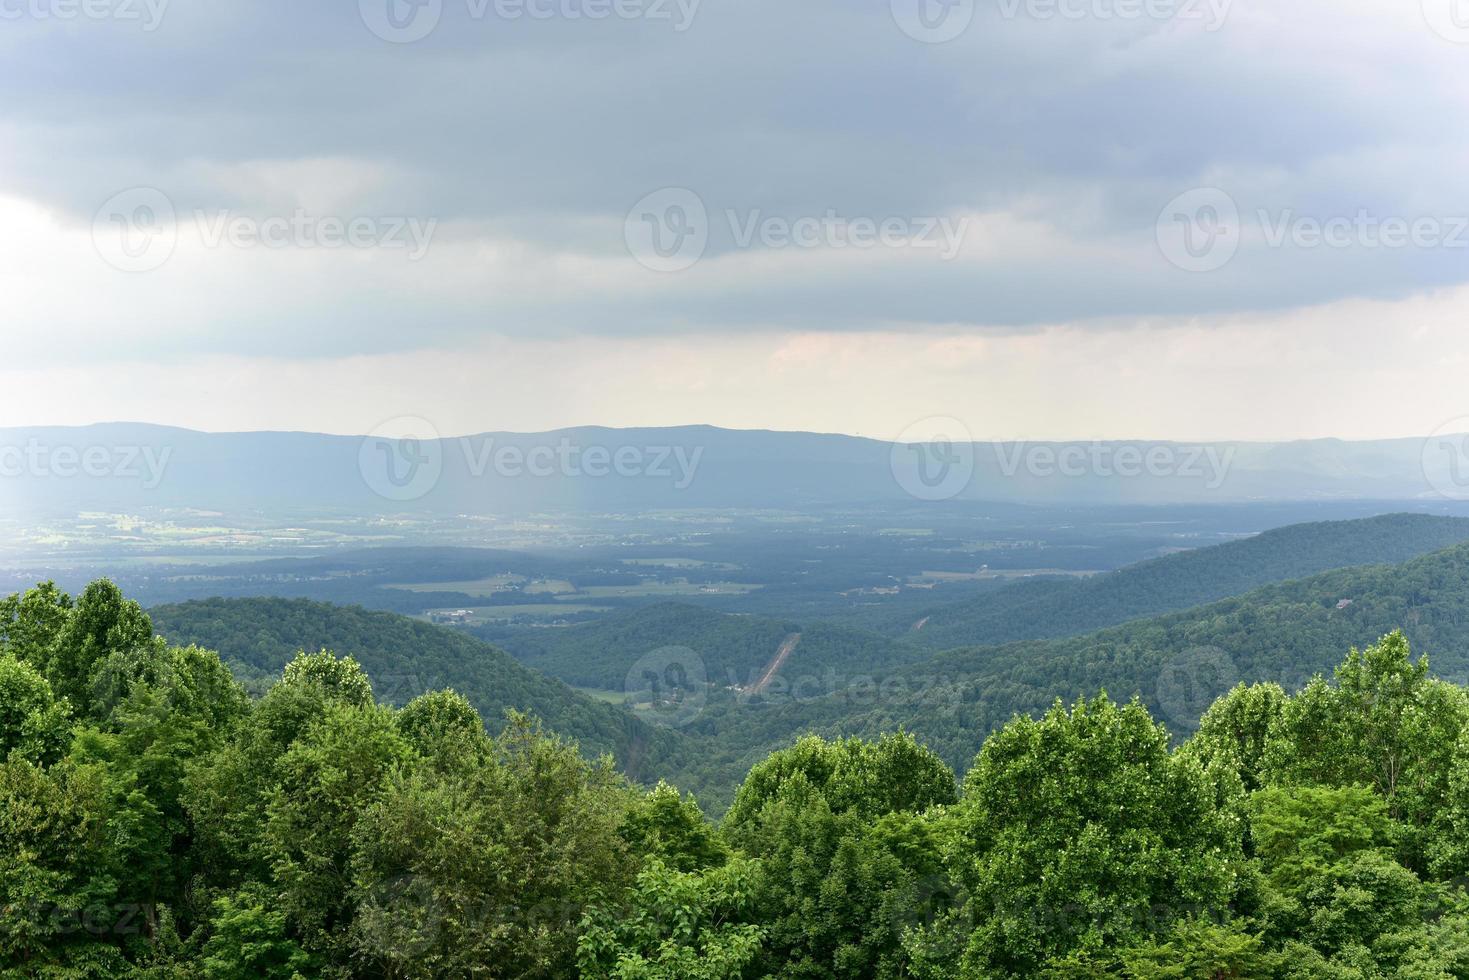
[2, 0, 1468, 441]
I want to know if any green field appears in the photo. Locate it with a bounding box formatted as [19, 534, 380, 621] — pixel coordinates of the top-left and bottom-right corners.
[574, 581, 761, 599]
[388, 574, 526, 596]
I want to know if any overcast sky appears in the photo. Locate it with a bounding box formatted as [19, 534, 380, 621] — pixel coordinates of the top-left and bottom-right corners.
[3, 0, 1468, 440]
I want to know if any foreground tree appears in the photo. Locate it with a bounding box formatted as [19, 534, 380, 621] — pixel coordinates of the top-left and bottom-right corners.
[947, 694, 1243, 977]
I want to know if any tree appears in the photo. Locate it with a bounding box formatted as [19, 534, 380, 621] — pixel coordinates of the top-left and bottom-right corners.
[949, 694, 1243, 977]
[198, 885, 314, 980]
[47, 580, 153, 716]
[0, 582, 73, 673]
[723, 734, 958, 979]
[577, 858, 765, 979]
[263, 702, 413, 963]
[723, 732, 956, 832]
[0, 654, 71, 765]
[1263, 632, 1468, 873]
[347, 715, 637, 978]
[1250, 785, 1432, 967]
[1185, 681, 1287, 794]
[620, 781, 726, 873]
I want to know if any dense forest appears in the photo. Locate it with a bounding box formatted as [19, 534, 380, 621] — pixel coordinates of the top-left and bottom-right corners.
[9, 578, 1469, 977]
[147, 534, 1469, 812]
[147, 597, 685, 771]
[881, 513, 1469, 649]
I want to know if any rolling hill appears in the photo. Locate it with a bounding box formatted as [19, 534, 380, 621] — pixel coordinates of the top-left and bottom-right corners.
[899, 513, 1469, 649]
[148, 597, 693, 784]
[776, 539, 1469, 774]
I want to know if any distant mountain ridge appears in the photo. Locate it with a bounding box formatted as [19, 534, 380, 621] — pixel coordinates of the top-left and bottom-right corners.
[4, 422, 1469, 515]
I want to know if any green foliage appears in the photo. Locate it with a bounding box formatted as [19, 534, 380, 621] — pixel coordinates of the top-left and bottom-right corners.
[1261, 632, 1469, 872]
[14, 577, 1469, 978]
[199, 885, 314, 979]
[724, 731, 956, 831]
[0, 654, 71, 765]
[950, 694, 1243, 977]
[908, 513, 1469, 651]
[1186, 681, 1287, 794]
[720, 734, 957, 978]
[577, 857, 765, 979]
[149, 596, 689, 782]
[264, 701, 413, 959]
[347, 715, 638, 978]
[620, 781, 728, 873]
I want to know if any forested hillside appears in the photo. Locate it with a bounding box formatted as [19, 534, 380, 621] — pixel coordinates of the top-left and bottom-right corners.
[903, 513, 1469, 650]
[496, 514, 1469, 705]
[9, 579, 1469, 977]
[500, 602, 929, 691]
[148, 597, 685, 775]
[801, 539, 1469, 773]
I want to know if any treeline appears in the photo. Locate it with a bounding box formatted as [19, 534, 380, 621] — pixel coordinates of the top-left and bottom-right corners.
[147, 596, 687, 770]
[904, 513, 1469, 651]
[9, 581, 1469, 977]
